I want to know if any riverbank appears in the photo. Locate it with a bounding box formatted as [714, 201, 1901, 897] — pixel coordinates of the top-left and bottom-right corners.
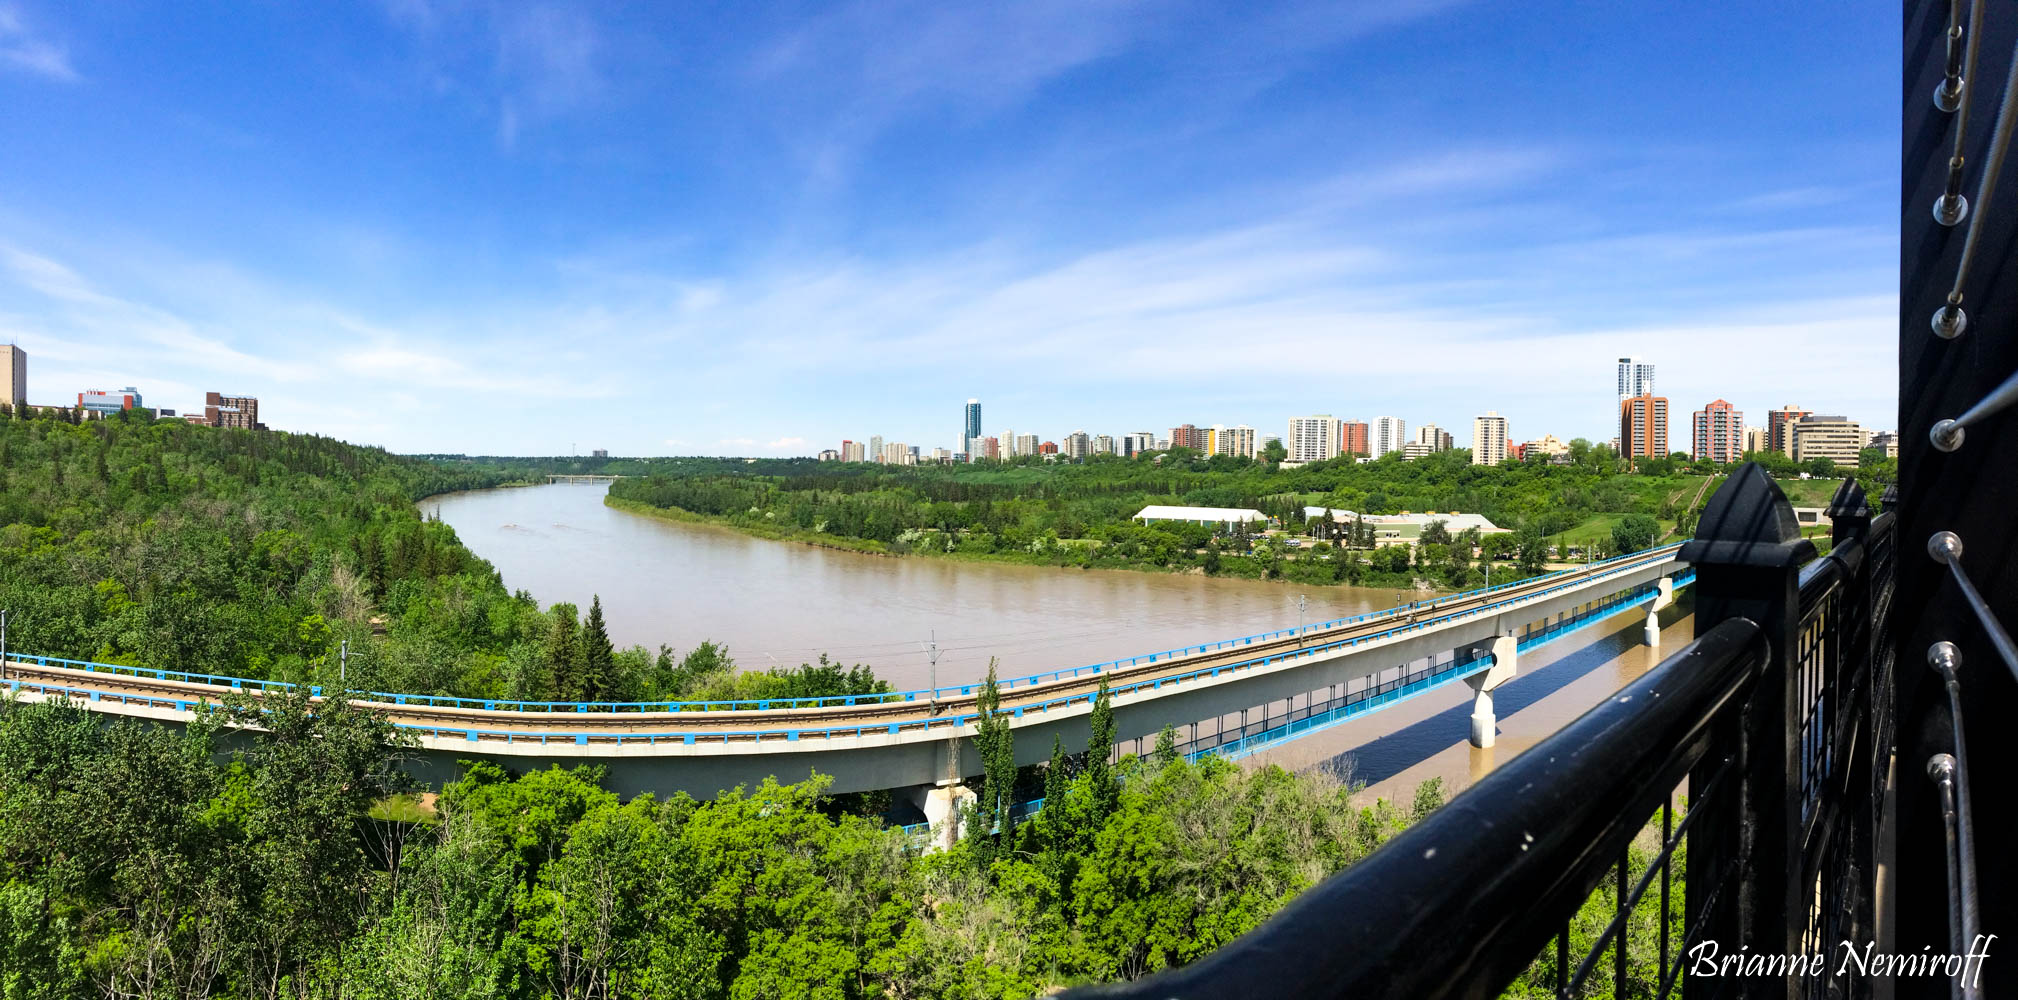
[603, 495, 1446, 593]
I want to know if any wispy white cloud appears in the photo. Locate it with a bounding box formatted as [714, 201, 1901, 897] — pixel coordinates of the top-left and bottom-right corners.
[766, 436, 806, 450]
[376, 0, 610, 148]
[0, 4, 77, 82]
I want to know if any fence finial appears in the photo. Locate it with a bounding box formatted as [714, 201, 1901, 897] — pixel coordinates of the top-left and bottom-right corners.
[1680, 462, 1815, 569]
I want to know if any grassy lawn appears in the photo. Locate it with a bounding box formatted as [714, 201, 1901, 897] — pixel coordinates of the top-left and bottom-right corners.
[1776, 477, 1846, 507]
[369, 794, 438, 826]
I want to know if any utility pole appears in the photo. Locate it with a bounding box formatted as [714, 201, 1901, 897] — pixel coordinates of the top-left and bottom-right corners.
[1297, 594, 1307, 645]
[920, 630, 945, 713]
[1, 608, 8, 683]
[339, 639, 348, 688]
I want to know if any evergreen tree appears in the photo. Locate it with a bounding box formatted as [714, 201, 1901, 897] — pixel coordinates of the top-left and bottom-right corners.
[969, 658, 1016, 848]
[1153, 724, 1179, 769]
[545, 603, 582, 701]
[1043, 733, 1068, 807]
[577, 594, 616, 701]
[1087, 674, 1119, 818]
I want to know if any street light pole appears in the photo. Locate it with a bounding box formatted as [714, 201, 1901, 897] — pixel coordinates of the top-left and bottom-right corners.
[1297, 594, 1307, 644]
[339, 638, 347, 688]
[1, 608, 8, 683]
[921, 630, 943, 712]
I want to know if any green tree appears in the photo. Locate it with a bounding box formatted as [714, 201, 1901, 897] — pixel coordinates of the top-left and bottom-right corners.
[545, 603, 583, 701]
[1612, 513, 1662, 554]
[969, 658, 1017, 851]
[1087, 674, 1119, 819]
[578, 594, 617, 701]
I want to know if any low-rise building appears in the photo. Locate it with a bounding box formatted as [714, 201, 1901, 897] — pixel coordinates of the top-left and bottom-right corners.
[1134, 504, 1271, 529]
[1522, 433, 1570, 461]
[1867, 430, 1900, 458]
[1792, 416, 1864, 466]
[1303, 508, 1510, 545]
[818, 449, 840, 461]
[79, 387, 143, 414]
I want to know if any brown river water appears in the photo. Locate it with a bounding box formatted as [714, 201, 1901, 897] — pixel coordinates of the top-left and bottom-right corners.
[423, 482, 1693, 800]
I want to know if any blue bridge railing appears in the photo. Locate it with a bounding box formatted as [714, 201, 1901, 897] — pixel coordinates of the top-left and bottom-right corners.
[1, 543, 1684, 716]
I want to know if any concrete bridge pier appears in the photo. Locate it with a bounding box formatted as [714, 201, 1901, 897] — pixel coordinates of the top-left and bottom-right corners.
[905, 735, 977, 852]
[1463, 635, 1518, 749]
[911, 781, 975, 853]
[1643, 577, 1675, 648]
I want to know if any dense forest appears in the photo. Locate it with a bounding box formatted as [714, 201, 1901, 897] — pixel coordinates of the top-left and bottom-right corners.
[0, 408, 885, 704]
[605, 441, 1875, 590]
[0, 676, 1681, 999]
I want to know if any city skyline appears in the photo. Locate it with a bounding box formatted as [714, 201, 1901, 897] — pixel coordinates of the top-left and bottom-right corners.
[0, 3, 1895, 455]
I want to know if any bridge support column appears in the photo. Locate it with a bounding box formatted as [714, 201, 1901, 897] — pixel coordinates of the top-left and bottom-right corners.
[911, 781, 976, 853]
[1462, 635, 1517, 749]
[1643, 577, 1675, 648]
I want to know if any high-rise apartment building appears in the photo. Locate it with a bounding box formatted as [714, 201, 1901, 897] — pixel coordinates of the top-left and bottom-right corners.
[869, 435, 884, 461]
[1690, 400, 1745, 464]
[818, 449, 840, 462]
[1766, 404, 1811, 457]
[1062, 431, 1092, 460]
[1416, 424, 1453, 452]
[1094, 434, 1116, 456]
[1287, 415, 1339, 463]
[1, 344, 23, 412]
[204, 392, 260, 430]
[999, 428, 1017, 458]
[1170, 423, 1208, 452]
[1616, 357, 1656, 405]
[1122, 432, 1154, 457]
[1210, 424, 1256, 459]
[1792, 416, 1864, 466]
[1743, 426, 1770, 455]
[840, 440, 866, 462]
[1618, 394, 1669, 465]
[1339, 420, 1369, 457]
[879, 440, 911, 464]
[1017, 433, 1040, 457]
[1472, 412, 1508, 465]
[1371, 416, 1407, 459]
[963, 399, 982, 448]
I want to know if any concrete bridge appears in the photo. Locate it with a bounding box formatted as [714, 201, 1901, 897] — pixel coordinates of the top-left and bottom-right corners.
[545, 474, 625, 483]
[3, 545, 1691, 831]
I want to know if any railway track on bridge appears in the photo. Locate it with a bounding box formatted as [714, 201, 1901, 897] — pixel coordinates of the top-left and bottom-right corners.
[4, 547, 1683, 745]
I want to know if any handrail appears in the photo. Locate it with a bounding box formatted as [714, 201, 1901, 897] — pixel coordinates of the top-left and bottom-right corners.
[1062, 618, 1769, 999]
[5, 567, 1697, 749]
[1, 544, 1685, 715]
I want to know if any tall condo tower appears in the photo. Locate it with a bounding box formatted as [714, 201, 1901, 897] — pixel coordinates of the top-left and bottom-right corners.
[2, 344, 24, 411]
[1472, 412, 1508, 465]
[1615, 357, 1656, 428]
[1371, 416, 1408, 459]
[963, 398, 982, 457]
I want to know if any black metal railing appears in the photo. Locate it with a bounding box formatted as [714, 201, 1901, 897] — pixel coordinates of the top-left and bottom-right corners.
[1065, 466, 1898, 1000]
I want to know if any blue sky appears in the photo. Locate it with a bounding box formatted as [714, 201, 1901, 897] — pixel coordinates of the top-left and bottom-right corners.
[0, 1, 1896, 456]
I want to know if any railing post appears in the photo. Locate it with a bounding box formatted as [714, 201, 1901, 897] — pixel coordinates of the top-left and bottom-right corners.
[1678, 463, 1814, 998]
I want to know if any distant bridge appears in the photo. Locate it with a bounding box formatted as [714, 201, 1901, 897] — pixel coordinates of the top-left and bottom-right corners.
[3, 546, 1691, 831]
[546, 474, 625, 483]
